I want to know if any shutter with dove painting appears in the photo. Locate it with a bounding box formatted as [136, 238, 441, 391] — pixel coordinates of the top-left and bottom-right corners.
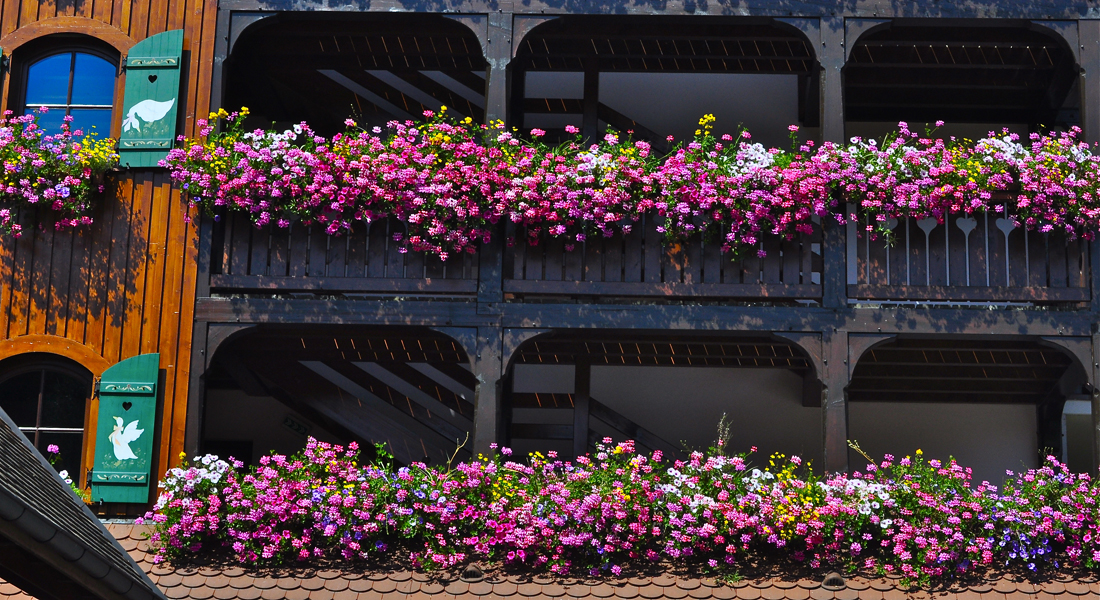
[90, 353, 159, 503]
[118, 30, 183, 168]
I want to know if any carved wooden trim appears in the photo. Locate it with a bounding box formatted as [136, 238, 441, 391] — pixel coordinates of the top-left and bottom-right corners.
[0, 334, 112, 377]
[0, 17, 136, 55]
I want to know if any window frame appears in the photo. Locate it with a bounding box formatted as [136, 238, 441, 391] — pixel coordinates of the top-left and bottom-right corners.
[0, 354, 94, 489]
[11, 35, 121, 138]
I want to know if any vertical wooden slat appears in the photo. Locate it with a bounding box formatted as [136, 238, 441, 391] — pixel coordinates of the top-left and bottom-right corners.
[82, 179, 120, 354]
[62, 223, 90, 342]
[926, 221, 948, 287]
[1048, 230, 1068, 288]
[289, 223, 308, 278]
[623, 224, 642, 283]
[855, 223, 868, 285]
[249, 227, 269, 276]
[544, 235, 564, 281]
[584, 237, 602, 282]
[603, 233, 622, 283]
[120, 174, 155, 361]
[780, 238, 800, 285]
[986, 223, 1006, 288]
[563, 241, 583, 282]
[866, 235, 889, 286]
[4, 211, 36, 339]
[741, 246, 761, 285]
[1028, 231, 1048, 288]
[512, 233, 527, 281]
[366, 222, 386, 278]
[1008, 228, 1028, 288]
[968, 215, 987, 288]
[947, 215, 968, 287]
[908, 220, 927, 288]
[385, 224, 405, 279]
[308, 226, 328, 277]
[1066, 238, 1085, 288]
[684, 236, 702, 284]
[762, 236, 782, 284]
[102, 176, 138, 364]
[27, 217, 56, 337]
[643, 217, 661, 283]
[139, 176, 172, 355]
[269, 226, 290, 278]
[662, 242, 684, 285]
[344, 226, 367, 278]
[703, 237, 722, 284]
[228, 214, 250, 276]
[46, 228, 74, 336]
[327, 234, 347, 278]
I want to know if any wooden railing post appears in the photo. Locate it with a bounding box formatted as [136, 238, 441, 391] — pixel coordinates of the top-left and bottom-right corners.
[823, 329, 849, 474]
[573, 359, 591, 460]
[820, 17, 847, 309]
[472, 326, 504, 458]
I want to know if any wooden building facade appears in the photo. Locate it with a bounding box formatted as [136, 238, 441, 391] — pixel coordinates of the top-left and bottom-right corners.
[0, 0, 213, 507]
[4, 0, 1100, 511]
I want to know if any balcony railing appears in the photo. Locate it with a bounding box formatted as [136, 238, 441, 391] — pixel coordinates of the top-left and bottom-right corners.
[504, 216, 822, 300]
[210, 214, 479, 295]
[206, 212, 1090, 304]
[847, 211, 1091, 303]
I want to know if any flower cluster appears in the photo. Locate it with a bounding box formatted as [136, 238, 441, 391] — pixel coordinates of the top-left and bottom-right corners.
[45, 443, 91, 504]
[0, 109, 119, 236]
[140, 438, 1100, 587]
[164, 109, 1100, 259]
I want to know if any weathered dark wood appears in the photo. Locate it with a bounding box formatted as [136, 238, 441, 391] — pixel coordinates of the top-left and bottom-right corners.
[210, 274, 479, 294]
[572, 360, 590, 460]
[506, 280, 820, 298]
[847, 285, 1090, 302]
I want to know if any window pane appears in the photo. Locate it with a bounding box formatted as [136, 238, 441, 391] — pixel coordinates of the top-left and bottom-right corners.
[39, 371, 88, 428]
[69, 109, 113, 138]
[29, 109, 66, 135]
[70, 53, 115, 106]
[0, 371, 42, 428]
[26, 53, 72, 106]
[39, 432, 84, 481]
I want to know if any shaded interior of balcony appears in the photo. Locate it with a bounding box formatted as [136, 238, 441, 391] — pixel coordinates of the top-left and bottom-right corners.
[844, 23, 1080, 137]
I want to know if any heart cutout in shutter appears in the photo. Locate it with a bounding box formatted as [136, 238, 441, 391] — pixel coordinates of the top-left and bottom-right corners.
[148, 74, 158, 83]
[122, 402, 132, 411]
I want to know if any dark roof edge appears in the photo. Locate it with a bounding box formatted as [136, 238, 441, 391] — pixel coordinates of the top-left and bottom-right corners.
[0, 407, 165, 600]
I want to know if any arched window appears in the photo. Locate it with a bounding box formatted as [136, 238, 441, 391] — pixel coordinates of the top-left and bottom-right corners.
[0, 354, 93, 480]
[18, 41, 118, 137]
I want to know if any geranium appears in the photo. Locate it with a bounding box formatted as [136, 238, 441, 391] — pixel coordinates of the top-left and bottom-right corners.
[0, 108, 118, 235]
[141, 435, 1100, 587]
[164, 112, 1100, 259]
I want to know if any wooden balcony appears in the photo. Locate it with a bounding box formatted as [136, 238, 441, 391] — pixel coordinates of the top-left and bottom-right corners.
[848, 212, 1091, 303]
[504, 216, 822, 300]
[206, 211, 1090, 305]
[210, 214, 480, 295]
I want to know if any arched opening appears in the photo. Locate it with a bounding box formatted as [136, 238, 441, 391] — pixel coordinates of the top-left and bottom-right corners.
[847, 337, 1093, 482]
[202, 325, 476, 467]
[504, 331, 823, 465]
[515, 16, 818, 149]
[844, 22, 1080, 140]
[224, 14, 489, 136]
[0, 353, 93, 482]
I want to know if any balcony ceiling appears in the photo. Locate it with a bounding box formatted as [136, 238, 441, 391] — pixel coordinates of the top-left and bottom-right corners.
[846, 26, 1078, 124]
[849, 338, 1074, 404]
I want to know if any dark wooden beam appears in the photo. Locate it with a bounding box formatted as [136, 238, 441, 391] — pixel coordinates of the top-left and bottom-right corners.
[572, 359, 591, 460]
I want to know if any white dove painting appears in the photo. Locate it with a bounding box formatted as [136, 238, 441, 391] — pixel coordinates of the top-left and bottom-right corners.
[121, 98, 175, 133]
[109, 416, 144, 460]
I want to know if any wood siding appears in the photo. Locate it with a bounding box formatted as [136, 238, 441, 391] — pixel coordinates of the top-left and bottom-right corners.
[0, 0, 215, 492]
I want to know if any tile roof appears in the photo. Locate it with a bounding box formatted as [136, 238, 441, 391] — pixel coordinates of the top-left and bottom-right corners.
[2, 524, 1099, 600]
[0, 406, 163, 600]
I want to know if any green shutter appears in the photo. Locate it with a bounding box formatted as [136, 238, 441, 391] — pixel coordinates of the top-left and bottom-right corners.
[118, 30, 183, 168]
[90, 353, 159, 503]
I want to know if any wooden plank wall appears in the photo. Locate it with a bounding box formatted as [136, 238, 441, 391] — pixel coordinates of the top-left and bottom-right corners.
[0, 0, 216, 488]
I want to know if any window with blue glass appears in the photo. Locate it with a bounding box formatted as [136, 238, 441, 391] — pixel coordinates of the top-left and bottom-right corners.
[24, 51, 116, 137]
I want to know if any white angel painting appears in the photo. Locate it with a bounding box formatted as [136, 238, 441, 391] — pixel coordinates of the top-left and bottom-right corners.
[109, 416, 144, 460]
[121, 98, 175, 133]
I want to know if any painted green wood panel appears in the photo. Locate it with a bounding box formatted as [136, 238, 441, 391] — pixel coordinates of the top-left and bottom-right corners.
[90, 353, 159, 503]
[118, 30, 183, 168]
